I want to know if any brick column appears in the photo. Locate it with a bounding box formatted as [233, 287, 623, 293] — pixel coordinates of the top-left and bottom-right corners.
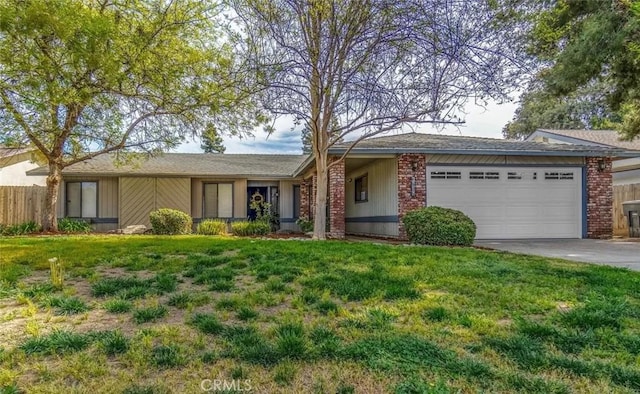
[310, 174, 317, 220]
[586, 157, 613, 239]
[328, 158, 345, 238]
[300, 179, 310, 219]
[397, 154, 427, 239]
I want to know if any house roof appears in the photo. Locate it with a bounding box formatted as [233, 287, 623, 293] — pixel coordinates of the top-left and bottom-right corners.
[28, 153, 308, 178]
[328, 132, 636, 156]
[532, 129, 640, 150]
[0, 146, 39, 168]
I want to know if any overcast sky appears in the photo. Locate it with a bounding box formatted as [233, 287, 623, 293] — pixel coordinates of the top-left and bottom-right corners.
[177, 100, 519, 154]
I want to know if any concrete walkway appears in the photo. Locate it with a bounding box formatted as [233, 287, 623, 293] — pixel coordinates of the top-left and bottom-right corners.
[474, 239, 640, 271]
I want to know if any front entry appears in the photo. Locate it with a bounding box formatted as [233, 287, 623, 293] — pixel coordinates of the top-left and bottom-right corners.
[247, 186, 279, 221]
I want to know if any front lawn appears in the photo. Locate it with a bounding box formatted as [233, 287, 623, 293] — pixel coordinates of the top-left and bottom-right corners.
[0, 236, 639, 393]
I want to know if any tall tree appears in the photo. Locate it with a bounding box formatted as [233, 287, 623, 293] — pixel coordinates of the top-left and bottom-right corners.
[231, 0, 525, 239]
[520, 0, 640, 141]
[0, 0, 260, 230]
[201, 125, 227, 153]
[503, 79, 620, 139]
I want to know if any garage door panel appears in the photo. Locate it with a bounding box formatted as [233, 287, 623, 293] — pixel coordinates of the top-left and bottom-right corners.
[426, 166, 582, 239]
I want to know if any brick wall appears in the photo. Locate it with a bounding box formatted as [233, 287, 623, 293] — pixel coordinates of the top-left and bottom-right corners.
[397, 154, 427, 239]
[300, 179, 310, 219]
[586, 157, 613, 239]
[328, 158, 345, 238]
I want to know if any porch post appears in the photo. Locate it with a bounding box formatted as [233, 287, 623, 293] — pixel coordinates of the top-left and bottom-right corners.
[328, 158, 346, 238]
[397, 154, 427, 240]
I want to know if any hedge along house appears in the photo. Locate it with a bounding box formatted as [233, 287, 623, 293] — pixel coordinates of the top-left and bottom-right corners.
[27, 132, 639, 238]
[294, 133, 639, 240]
[28, 154, 308, 233]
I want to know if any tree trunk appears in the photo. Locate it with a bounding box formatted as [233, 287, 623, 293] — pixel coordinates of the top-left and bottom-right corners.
[312, 151, 328, 240]
[43, 162, 62, 232]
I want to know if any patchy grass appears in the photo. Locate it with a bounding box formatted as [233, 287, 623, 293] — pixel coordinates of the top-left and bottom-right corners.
[0, 235, 639, 393]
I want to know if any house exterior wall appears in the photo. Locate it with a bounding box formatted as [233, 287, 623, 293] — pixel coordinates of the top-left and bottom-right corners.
[59, 176, 119, 232]
[0, 160, 46, 186]
[586, 157, 613, 239]
[345, 158, 398, 237]
[120, 177, 191, 228]
[279, 179, 301, 231]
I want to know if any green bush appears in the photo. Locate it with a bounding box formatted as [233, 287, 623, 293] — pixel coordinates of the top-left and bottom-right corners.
[57, 218, 92, 233]
[230, 220, 270, 236]
[295, 217, 313, 233]
[402, 206, 476, 246]
[196, 219, 227, 235]
[149, 208, 192, 235]
[1, 221, 41, 236]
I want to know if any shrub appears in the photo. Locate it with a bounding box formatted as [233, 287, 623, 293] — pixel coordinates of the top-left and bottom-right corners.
[231, 220, 270, 236]
[196, 219, 227, 235]
[149, 208, 192, 235]
[57, 218, 92, 233]
[402, 206, 476, 246]
[1, 221, 41, 236]
[295, 217, 314, 233]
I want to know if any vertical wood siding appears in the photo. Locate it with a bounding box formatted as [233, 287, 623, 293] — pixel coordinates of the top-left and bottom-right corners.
[345, 158, 398, 236]
[613, 183, 640, 236]
[0, 186, 46, 225]
[279, 180, 296, 219]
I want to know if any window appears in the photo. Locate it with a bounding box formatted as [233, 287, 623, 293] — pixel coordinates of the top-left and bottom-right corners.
[430, 171, 461, 179]
[355, 174, 368, 202]
[545, 172, 574, 180]
[470, 171, 500, 180]
[203, 183, 233, 218]
[66, 181, 97, 218]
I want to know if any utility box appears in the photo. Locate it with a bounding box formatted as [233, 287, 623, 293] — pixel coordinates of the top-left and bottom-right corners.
[622, 200, 640, 238]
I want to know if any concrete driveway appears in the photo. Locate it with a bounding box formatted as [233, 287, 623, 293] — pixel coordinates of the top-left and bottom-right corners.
[474, 239, 640, 271]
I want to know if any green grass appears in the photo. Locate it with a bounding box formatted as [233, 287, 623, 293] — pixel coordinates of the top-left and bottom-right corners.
[103, 299, 133, 313]
[1, 235, 639, 392]
[44, 295, 90, 315]
[132, 306, 168, 324]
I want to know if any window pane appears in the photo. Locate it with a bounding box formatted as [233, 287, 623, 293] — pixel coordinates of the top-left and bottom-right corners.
[203, 184, 218, 218]
[218, 183, 233, 218]
[66, 182, 81, 217]
[81, 182, 97, 217]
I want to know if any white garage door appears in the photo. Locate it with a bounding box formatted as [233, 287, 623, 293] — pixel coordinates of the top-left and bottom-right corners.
[426, 166, 582, 239]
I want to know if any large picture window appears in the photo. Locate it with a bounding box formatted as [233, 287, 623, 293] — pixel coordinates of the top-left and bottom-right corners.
[203, 183, 233, 218]
[66, 181, 97, 218]
[355, 174, 368, 202]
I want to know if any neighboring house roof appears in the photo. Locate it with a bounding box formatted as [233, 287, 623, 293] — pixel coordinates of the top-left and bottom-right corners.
[28, 153, 309, 178]
[529, 129, 640, 150]
[0, 146, 37, 168]
[329, 132, 636, 156]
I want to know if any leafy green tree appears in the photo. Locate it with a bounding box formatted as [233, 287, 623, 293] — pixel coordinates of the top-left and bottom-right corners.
[232, 0, 525, 239]
[0, 0, 260, 230]
[503, 80, 620, 139]
[517, 0, 640, 141]
[201, 125, 226, 153]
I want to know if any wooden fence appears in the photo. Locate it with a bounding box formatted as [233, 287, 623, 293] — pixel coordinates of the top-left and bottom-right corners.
[0, 186, 47, 225]
[613, 183, 640, 237]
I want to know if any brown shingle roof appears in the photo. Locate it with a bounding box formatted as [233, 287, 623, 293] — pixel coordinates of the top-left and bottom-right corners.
[330, 132, 630, 156]
[538, 129, 640, 150]
[28, 153, 308, 178]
